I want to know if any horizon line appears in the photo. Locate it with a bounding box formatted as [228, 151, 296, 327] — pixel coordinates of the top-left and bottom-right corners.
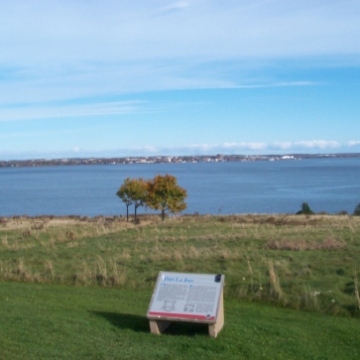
[2, 151, 360, 163]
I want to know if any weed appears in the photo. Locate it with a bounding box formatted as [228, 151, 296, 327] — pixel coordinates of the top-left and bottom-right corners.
[44, 259, 54, 276]
[268, 260, 284, 301]
[354, 268, 360, 310]
[1, 235, 8, 247]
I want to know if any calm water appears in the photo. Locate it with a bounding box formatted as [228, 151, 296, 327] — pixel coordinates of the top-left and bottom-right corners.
[0, 158, 359, 216]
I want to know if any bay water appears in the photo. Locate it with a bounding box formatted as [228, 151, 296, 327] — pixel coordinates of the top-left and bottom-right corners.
[0, 158, 359, 217]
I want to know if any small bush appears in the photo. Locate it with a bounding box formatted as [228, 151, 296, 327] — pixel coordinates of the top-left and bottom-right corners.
[296, 202, 314, 215]
[353, 203, 360, 216]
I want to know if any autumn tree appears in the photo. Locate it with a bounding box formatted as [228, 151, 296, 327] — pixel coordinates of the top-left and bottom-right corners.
[116, 178, 132, 221]
[130, 178, 147, 221]
[146, 174, 187, 220]
[116, 177, 147, 222]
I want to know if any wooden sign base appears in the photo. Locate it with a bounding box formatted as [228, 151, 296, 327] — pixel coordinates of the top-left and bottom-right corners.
[149, 319, 171, 334]
[208, 287, 224, 338]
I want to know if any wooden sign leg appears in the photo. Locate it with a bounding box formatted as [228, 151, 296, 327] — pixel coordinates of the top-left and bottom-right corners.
[149, 320, 171, 335]
[208, 287, 224, 338]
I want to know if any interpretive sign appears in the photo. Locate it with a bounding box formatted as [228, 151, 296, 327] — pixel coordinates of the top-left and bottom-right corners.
[147, 271, 225, 337]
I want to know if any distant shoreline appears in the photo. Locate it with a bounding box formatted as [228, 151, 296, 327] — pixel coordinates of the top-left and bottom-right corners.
[1, 152, 360, 168]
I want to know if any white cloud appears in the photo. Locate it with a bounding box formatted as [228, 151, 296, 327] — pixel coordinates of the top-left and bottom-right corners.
[155, 1, 189, 15]
[0, 0, 359, 108]
[2, 0, 360, 65]
[1, 1, 360, 160]
[271, 140, 341, 151]
[223, 142, 268, 150]
[128, 140, 345, 156]
[163, 140, 344, 155]
[272, 142, 293, 150]
[293, 140, 340, 149]
[0, 101, 144, 122]
[348, 140, 360, 147]
[1, 139, 358, 160]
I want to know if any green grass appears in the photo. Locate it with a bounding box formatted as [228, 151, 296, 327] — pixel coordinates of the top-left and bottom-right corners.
[1, 214, 360, 317]
[1, 281, 359, 360]
[1, 214, 360, 358]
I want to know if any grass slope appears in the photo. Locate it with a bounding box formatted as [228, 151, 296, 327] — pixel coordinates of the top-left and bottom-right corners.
[1, 281, 359, 360]
[1, 215, 359, 316]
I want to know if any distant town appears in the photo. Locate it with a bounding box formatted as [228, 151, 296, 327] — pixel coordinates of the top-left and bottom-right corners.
[1, 153, 360, 168]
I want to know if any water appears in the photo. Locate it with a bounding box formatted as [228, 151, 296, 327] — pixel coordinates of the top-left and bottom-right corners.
[0, 158, 359, 216]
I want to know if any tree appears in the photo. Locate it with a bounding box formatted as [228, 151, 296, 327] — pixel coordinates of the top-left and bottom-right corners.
[296, 202, 314, 215]
[116, 177, 147, 222]
[129, 178, 147, 222]
[146, 174, 187, 220]
[116, 178, 133, 221]
[354, 203, 360, 216]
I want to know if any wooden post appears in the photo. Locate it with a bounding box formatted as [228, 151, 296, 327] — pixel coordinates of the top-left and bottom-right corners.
[149, 320, 171, 335]
[208, 286, 224, 338]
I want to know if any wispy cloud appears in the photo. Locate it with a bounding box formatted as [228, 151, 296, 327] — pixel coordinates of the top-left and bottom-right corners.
[0, 101, 145, 122]
[110, 140, 354, 157]
[293, 140, 341, 149]
[1, 1, 360, 159]
[154, 1, 189, 16]
[2, 139, 359, 160]
[1, 0, 359, 103]
[235, 81, 318, 89]
[348, 140, 360, 147]
[273, 140, 341, 150]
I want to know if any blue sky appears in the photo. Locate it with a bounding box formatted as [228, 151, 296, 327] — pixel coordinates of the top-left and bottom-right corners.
[1, 0, 360, 160]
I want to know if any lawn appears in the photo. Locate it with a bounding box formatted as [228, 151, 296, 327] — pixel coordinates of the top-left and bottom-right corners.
[1, 281, 359, 360]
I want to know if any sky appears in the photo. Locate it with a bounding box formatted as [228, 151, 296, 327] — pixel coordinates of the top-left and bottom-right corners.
[1, 0, 360, 160]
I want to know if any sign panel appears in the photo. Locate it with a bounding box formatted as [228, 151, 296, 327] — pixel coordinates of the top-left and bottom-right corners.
[147, 271, 224, 323]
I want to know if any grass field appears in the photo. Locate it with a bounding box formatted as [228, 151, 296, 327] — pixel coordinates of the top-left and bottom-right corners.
[1, 281, 359, 359]
[1, 214, 360, 358]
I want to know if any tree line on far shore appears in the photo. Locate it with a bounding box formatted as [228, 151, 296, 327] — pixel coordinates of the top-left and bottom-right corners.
[116, 174, 187, 221]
